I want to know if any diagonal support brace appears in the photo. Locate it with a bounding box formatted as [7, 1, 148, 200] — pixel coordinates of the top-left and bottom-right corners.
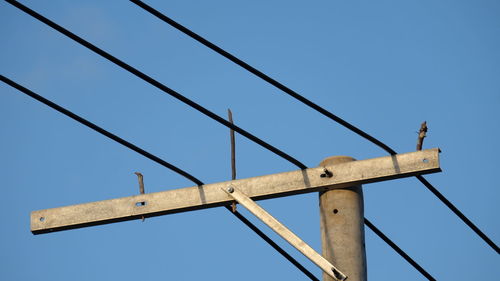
[222, 186, 347, 281]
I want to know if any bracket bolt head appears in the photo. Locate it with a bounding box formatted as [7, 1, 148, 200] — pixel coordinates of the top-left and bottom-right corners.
[227, 187, 234, 193]
[320, 168, 333, 178]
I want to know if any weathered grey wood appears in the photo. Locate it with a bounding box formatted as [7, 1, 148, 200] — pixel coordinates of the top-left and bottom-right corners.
[31, 148, 440, 234]
[319, 156, 366, 281]
[224, 186, 347, 281]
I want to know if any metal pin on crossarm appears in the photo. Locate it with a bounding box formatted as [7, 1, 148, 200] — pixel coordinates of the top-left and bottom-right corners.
[134, 172, 146, 221]
[228, 109, 237, 212]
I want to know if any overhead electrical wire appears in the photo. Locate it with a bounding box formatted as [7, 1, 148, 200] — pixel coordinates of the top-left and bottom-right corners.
[1, 76, 436, 281]
[364, 219, 436, 281]
[0, 75, 203, 186]
[128, 0, 499, 254]
[416, 175, 498, 254]
[4, 0, 306, 171]
[130, 0, 396, 156]
[227, 206, 320, 281]
[3, 1, 443, 277]
[0, 75, 319, 281]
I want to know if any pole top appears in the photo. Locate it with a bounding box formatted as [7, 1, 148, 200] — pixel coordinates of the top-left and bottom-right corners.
[319, 156, 356, 166]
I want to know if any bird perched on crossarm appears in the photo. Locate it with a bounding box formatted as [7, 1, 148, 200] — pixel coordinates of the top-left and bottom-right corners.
[416, 121, 428, 151]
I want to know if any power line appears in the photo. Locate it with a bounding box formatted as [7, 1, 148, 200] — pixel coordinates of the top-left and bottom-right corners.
[364, 218, 436, 281]
[130, 0, 396, 155]
[0, 75, 203, 186]
[0, 75, 319, 281]
[3, 76, 438, 281]
[129, 0, 499, 254]
[226, 206, 320, 281]
[5, 0, 306, 171]
[417, 175, 499, 254]
[3, 1, 443, 277]
[1, 76, 436, 281]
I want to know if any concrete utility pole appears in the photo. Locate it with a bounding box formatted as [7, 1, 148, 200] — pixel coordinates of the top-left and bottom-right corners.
[30, 149, 441, 280]
[319, 156, 367, 281]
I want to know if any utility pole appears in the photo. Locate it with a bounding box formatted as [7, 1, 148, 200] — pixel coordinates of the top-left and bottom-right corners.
[319, 156, 367, 281]
[31, 149, 440, 280]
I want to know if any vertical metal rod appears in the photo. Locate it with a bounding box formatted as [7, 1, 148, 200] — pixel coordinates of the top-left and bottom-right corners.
[225, 110, 318, 280]
[228, 109, 237, 212]
[134, 172, 145, 195]
[134, 172, 146, 222]
[228, 109, 236, 180]
[319, 156, 367, 281]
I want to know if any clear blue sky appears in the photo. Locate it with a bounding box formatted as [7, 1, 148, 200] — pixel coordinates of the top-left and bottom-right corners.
[1, 0, 499, 280]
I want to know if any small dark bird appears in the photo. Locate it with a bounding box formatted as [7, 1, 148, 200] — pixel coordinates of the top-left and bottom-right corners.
[416, 121, 428, 151]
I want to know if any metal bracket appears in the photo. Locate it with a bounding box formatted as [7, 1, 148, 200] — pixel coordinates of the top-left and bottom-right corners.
[222, 186, 347, 281]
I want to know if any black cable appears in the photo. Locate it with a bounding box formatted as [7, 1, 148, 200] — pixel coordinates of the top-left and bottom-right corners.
[5, 0, 306, 171]
[416, 175, 500, 254]
[1, 75, 319, 281]
[3, 75, 434, 281]
[226, 206, 320, 281]
[130, 0, 396, 156]
[364, 218, 436, 281]
[130, 0, 499, 254]
[4, 2, 491, 279]
[3, 1, 444, 277]
[0, 75, 203, 186]
[0, 79, 438, 281]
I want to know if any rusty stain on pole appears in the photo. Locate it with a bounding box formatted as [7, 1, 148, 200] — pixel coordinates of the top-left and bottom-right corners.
[319, 156, 367, 281]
